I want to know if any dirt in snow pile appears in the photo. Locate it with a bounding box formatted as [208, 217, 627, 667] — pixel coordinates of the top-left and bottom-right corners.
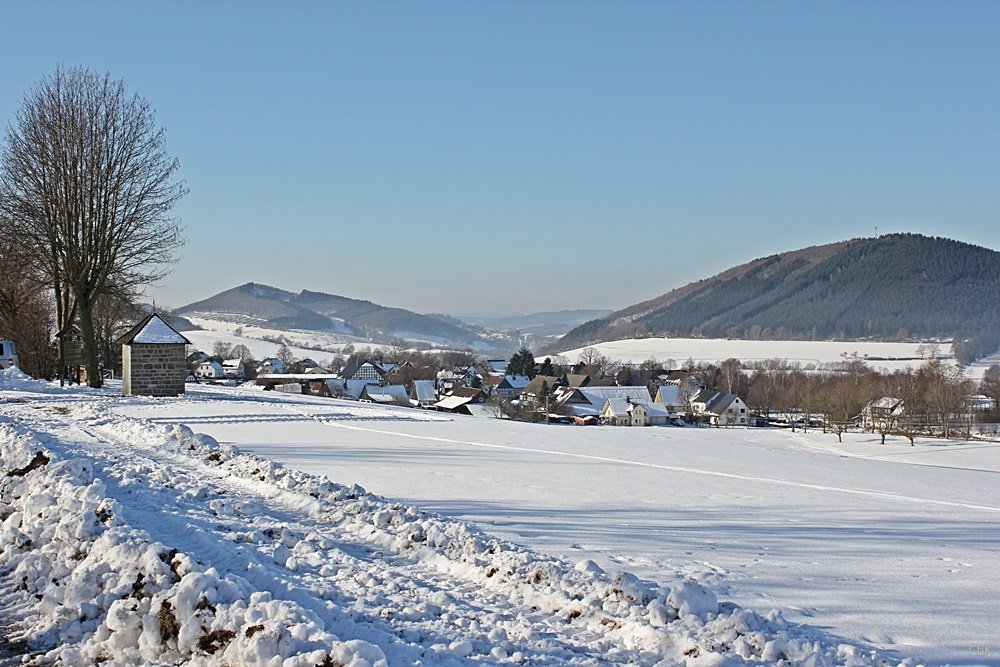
[0, 371, 909, 665]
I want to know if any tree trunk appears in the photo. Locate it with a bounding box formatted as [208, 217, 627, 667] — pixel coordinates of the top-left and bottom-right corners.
[75, 292, 103, 388]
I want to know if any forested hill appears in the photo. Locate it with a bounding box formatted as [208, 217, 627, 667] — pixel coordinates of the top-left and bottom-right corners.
[555, 234, 1000, 350]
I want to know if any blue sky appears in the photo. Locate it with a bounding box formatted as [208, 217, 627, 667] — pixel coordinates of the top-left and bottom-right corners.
[3, 2, 998, 315]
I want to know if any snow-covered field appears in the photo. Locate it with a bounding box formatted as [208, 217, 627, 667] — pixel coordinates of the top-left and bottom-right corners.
[3, 372, 997, 665]
[558, 338, 952, 374]
[183, 317, 357, 363]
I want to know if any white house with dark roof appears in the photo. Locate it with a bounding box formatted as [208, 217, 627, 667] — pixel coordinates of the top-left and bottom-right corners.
[600, 398, 672, 426]
[194, 360, 225, 380]
[221, 359, 245, 379]
[692, 389, 749, 426]
[861, 396, 905, 430]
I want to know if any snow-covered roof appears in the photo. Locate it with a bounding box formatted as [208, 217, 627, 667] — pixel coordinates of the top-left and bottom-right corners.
[654, 385, 684, 406]
[500, 374, 531, 389]
[362, 384, 409, 403]
[222, 359, 244, 369]
[564, 374, 590, 388]
[434, 395, 473, 411]
[636, 402, 671, 418]
[121, 314, 190, 345]
[870, 396, 903, 410]
[258, 358, 285, 371]
[345, 379, 377, 399]
[411, 380, 438, 402]
[602, 398, 632, 417]
[564, 403, 600, 417]
[577, 386, 652, 408]
[693, 389, 741, 414]
[464, 404, 496, 418]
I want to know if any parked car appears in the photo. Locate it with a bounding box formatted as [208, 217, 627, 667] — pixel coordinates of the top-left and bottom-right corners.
[1, 340, 19, 369]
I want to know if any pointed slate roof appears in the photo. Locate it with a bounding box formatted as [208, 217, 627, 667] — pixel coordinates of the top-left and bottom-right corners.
[694, 389, 741, 414]
[118, 314, 190, 346]
[411, 379, 438, 402]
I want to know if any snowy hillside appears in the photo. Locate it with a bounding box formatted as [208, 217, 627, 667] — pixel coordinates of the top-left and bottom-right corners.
[175, 283, 494, 351]
[3, 371, 996, 664]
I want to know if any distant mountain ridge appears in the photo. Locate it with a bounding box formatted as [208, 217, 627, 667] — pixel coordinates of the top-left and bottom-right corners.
[175, 283, 488, 348]
[555, 234, 1000, 351]
[454, 310, 614, 338]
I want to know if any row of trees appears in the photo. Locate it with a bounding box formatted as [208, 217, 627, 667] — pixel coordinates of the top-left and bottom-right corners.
[0, 66, 185, 386]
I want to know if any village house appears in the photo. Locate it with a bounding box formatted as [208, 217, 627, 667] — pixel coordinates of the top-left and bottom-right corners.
[600, 398, 672, 426]
[221, 358, 245, 379]
[194, 360, 225, 380]
[557, 385, 654, 417]
[257, 357, 285, 375]
[289, 358, 320, 374]
[340, 358, 389, 383]
[519, 375, 563, 407]
[433, 385, 489, 414]
[410, 379, 439, 407]
[560, 373, 592, 389]
[861, 397, 905, 430]
[187, 350, 210, 367]
[691, 389, 749, 426]
[323, 378, 379, 400]
[359, 384, 410, 406]
[495, 374, 531, 398]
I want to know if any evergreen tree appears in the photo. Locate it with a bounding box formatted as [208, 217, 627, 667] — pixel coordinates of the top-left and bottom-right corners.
[508, 348, 536, 378]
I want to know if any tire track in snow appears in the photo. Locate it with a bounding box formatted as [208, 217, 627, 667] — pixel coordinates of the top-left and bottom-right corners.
[282, 404, 1000, 515]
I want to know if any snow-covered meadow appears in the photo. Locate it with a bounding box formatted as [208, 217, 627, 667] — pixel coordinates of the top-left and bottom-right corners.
[2, 370, 997, 665]
[557, 338, 951, 373]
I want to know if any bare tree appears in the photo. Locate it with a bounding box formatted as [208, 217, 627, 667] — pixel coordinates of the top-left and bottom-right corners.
[0, 229, 56, 377]
[718, 358, 744, 395]
[213, 340, 235, 360]
[0, 66, 185, 387]
[920, 360, 970, 438]
[276, 344, 295, 367]
[230, 344, 254, 363]
[92, 288, 145, 375]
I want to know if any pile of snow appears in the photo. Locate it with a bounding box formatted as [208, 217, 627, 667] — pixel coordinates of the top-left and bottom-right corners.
[0, 395, 907, 665]
[0, 422, 386, 666]
[0, 367, 50, 392]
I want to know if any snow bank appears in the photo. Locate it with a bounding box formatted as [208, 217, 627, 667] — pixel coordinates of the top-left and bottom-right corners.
[0, 422, 387, 666]
[0, 367, 50, 392]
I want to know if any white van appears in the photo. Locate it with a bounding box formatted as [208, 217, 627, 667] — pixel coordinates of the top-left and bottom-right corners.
[1, 340, 19, 369]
